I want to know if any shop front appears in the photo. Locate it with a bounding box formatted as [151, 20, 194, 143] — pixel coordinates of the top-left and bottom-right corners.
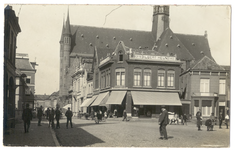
[130, 91, 182, 118]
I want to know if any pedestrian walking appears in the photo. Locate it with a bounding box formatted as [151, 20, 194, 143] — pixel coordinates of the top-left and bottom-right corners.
[219, 109, 223, 129]
[65, 107, 73, 128]
[49, 108, 55, 128]
[196, 109, 202, 131]
[46, 108, 50, 120]
[182, 114, 187, 125]
[55, 106, 61, 129]
[37, 105, 43, 126]
[122, 109, 128, 121]
[158, 105, 169, 140]
[22, 103, 33, 133]
[224, 114, 229, 129]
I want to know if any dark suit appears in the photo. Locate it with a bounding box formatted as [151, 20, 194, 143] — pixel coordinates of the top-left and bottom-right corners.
[65, 109, 73, 128]
[159, 109, 169, 139]
[22, 108, 32, 133]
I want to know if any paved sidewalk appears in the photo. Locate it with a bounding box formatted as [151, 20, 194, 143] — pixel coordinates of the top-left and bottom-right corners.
[3, 118, 58, 147]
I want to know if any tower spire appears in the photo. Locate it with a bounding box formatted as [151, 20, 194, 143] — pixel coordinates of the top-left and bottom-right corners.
[64, 6, 71, 35]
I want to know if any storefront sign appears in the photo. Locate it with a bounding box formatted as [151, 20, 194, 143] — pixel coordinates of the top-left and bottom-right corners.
[130, 54, 177, 61]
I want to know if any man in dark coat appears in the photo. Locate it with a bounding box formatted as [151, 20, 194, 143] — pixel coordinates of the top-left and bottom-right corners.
[22, 103, 33, 133]
[37, 105, 43, 126]
[49, 108, 55, 128]
[219, 109, 224, 129]
[196, 109, 202, 131]
[55, 106, 61, 129]
[65, 107, 73, 128]
[158, 106, 169, 140]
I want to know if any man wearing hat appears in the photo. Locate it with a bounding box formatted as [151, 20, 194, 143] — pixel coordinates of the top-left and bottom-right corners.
[158, 105, 169, 140]
[22, 103, 33, 133]
[65, 107, 73, 128]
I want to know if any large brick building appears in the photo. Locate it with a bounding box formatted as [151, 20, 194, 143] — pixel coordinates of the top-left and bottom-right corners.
[58, 5, 229, 118]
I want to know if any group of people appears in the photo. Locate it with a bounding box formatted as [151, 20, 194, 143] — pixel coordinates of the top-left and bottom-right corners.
[37, 106, 62, 129]
[196, 108, 230, 131]
[22, 104, 74, 133]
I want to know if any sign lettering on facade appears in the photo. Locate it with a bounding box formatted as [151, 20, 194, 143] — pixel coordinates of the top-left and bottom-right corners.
[130, 54, 177, 61]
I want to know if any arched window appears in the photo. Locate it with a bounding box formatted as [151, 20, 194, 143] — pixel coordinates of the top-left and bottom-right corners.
[118, 51, 123, 62]
[134, 68, 142, 86]
[143, 69, 151, 87]
[167, 70, 175, 88]
[116, 68, 125, 86]
[158, 69, 165, 87]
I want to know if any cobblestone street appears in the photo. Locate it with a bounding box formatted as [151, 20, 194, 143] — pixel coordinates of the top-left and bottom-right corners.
[54, 117, 230, 148]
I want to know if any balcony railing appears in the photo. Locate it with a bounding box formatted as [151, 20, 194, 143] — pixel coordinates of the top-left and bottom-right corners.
[192, 92, 218, 97]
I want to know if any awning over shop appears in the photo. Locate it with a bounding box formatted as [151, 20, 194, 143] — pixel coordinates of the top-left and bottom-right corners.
[106, 91, 127, 105]
[91, 92, 109, 106]
[80, 95, 98, 107]
[131, 91, 182, 106]
[63, 103, 71, 109]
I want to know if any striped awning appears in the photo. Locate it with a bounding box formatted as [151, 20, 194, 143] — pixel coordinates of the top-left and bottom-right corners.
[106, 91, 126, 105]
[80, 95, 98, 107]
[131, 91, 182, 106]
[91, 92, 109, 106]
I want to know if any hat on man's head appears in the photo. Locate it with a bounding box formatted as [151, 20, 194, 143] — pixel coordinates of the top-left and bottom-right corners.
[68, 107, 70, 109]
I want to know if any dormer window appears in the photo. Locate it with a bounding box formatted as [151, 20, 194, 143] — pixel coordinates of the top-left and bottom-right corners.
[118, 51, 123, 62]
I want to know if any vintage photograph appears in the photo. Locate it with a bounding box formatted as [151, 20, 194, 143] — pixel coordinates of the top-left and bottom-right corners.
[3, 4, 231, 148]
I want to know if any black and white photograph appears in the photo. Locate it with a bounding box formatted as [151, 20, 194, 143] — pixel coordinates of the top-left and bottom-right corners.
[2, 1, 232, 148]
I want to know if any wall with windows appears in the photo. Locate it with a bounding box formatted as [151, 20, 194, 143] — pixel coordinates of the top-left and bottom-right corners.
[127, 63, 180, 90]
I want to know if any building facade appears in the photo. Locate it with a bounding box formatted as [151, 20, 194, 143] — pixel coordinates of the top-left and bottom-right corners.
[4, 5, 21, 134]
[91, 41, 182, 118]
[180, 56, 230, 118]
[70, 58, 93, 116]
[58, 5, 229, 119]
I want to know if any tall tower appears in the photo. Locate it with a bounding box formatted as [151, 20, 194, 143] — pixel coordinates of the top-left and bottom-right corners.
[151, 5, 169, 41]
[60, 9, 72, 97]
[59, 19, 65, 96]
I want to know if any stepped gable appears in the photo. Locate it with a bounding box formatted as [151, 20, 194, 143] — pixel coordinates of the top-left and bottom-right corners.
[191, 55, 225, 70]
[69, 25, 155, 56]
[175, 33, 213, 61]
[154, 28, 194, 61]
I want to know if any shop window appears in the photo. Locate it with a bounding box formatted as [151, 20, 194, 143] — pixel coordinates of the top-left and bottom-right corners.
[202, 100, 212, 116]
[167, 70, 175, 88]
[134, 68, 141, 86]
[116, 68, 125, 86]
[157, 69, 165, 87]
[219, 79, 226, 95]
[143, 69, 151, 87]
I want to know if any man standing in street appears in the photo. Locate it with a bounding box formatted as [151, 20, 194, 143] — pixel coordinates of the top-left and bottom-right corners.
[37, 105, 43, 126]
[22, 103, 33, 133]
[65, 107, 73, 129]
[219, 109, 224, 129]
[196, 109, 202, 131]
[158, 105, 169, 140]
[55, 106, 61, 129]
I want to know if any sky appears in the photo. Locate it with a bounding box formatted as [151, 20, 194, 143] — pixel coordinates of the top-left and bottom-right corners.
[5, 4, 231, 95]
